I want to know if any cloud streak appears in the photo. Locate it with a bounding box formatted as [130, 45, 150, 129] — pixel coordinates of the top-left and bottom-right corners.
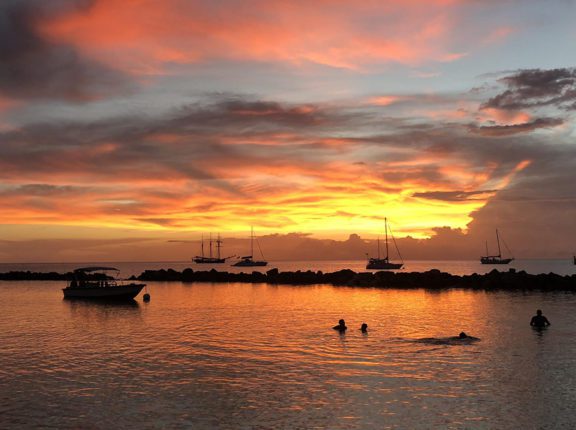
[41, 0, 469, 73]
[468, 117, 564, 136]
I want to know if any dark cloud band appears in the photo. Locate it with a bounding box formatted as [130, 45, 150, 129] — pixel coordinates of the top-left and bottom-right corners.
[482, 68, 576, 111]
[0, 0, 131, 101]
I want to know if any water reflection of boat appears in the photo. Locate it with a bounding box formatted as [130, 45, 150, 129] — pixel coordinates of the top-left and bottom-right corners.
[481, 229, 514, 265]
[62, 267, 145, 300]
[67, 298, 140, 308]
[366, 218, 403, 270]
[232, 227, 268, 267]
[193, 233, 234, 264]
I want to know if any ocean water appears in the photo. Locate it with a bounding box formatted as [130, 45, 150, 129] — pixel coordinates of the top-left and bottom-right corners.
[1, 280, 575, 429]
[0, 258, 575, 278]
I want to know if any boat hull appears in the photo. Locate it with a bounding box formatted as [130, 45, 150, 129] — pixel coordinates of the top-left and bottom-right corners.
[480, 257, 513, 265]
[62, 284, 145, 300]
[232, 260, 268, 267]
[366, 259, 403, 270]
[193, 257, 226, 264]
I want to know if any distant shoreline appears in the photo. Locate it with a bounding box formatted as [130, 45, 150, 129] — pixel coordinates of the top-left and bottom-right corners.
[1, 268, 575, 291]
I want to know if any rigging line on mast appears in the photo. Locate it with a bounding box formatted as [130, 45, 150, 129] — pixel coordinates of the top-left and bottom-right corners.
[501, 236, 513, 257]
[256, 239, 265, 259]
[388, 224, 404, 264]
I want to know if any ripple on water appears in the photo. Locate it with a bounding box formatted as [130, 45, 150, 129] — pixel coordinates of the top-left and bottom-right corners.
[1, 281, 576, 429]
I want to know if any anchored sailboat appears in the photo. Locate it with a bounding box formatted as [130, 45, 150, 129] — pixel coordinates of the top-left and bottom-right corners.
[232, 227, 267, 267]
[480, 229, 514, 264]
[193, 233, 234, 264]
[366, 218, 403, 270]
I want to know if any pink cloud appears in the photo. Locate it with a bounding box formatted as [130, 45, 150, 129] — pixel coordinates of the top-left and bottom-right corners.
[366, 96, 404, 106]
[482, 26, 515, 46]
[478, 107, 532, 125]
[0, 97, 18, 112]
[40, 0, 469, 73]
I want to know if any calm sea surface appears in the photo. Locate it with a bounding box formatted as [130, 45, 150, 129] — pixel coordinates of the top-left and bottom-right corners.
[1, 274, 576, 429]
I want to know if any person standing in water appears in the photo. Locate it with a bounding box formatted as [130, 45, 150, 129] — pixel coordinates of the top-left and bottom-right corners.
[333, 319, 347, 332]
[530, 309, 551, 328]
[360, 323, 368, 333]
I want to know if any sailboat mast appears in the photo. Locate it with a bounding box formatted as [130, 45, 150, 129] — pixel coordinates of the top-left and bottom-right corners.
[377, 236, 380, 259]
[250, 226, 254, 257]
[201, 234, 204, 258]
[496, 229, 502, 258]
[216, 234, 222, 259]
[385, 217, 390, 260]
[485, 240, 489, 257]
[209, 233, 213, 258]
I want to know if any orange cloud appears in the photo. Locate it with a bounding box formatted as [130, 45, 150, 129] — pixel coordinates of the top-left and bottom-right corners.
[478, 108, 532, 125]
[496, 159, 531, 189]
[0, 97, 18, 112]
[40, 0, 468, 74]
[367, 96, 404, 106]
[0, 88, 547, 240]
[0, 97, 19, 131]
[0, 137, 509, 239]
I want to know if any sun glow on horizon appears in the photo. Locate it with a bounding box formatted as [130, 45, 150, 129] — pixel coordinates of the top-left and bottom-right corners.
[0, 167, 498, 240]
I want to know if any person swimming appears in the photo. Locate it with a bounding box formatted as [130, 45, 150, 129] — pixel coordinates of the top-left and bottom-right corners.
[530, 309, 551, 328]
[455, 332, 479, 340]
[333, 319, 347, 332]
[443, 332, 479, 343]
[414, 333, 479, 345]
[360, 323, 368, 333]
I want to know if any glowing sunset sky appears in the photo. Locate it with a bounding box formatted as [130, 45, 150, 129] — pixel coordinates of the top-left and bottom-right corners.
[0, 0, 575, 261]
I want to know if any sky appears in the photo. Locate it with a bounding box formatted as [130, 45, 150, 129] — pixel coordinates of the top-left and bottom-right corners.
[0, 0, 575, 262]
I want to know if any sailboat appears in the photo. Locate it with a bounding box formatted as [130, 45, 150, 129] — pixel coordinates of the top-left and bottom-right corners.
[366, 218, 403, 270]
[232, 227, 268, 267]
[480, 229, 514, 264]
[193, 233, 234, 264]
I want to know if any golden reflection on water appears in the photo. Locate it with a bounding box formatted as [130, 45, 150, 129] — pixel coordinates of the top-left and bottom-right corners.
[0, 281, 575, 429]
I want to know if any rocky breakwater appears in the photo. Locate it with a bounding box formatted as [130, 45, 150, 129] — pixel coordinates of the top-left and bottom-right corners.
[2, 268, 574, 291]
[133, 268, 576, 291]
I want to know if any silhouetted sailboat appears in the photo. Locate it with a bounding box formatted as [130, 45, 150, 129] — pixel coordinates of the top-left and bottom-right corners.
[480, 229, 514, 264]
[366, 218, 403, 270]
[232, 227, 267, 267]
[193, 233, 234, 264]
